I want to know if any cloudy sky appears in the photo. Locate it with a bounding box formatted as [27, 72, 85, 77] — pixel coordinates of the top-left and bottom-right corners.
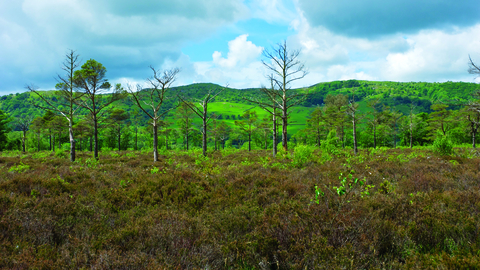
[1, 0, 480, 95]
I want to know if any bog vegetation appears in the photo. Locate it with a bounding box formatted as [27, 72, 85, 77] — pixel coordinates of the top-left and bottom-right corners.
[1, 48, 480, 268]
[1, 146, 480, 269]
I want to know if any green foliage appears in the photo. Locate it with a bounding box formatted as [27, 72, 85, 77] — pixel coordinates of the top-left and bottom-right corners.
[292, 144, 316, 168]
[432, 135, 454, 156]
[320, 129, 340, 154]
[84, 157, 99, 168]
[8, 162, 30, 173]
[311, 185, 324, 204]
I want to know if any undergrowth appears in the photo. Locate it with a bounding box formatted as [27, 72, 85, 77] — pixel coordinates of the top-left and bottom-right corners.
[0, 148, 479, 269]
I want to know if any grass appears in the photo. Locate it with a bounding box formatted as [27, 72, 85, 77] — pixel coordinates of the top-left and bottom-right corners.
[0, 147, 479, 269]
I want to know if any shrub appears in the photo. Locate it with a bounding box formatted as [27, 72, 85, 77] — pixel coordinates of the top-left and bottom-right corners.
[320, 129, 340, 155]
[292, 144, 316, 168]
[433, 135, 453, 156]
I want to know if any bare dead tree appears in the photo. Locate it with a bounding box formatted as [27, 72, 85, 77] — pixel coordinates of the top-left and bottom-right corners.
[261, 40, 308, 151]
[26, 49, 84, 161]
[469, 55, 480, 78]
[244, 79, 280, 156]
[466, 56, 480, 148]
[178, 86, 226, 157]
[129, 67, 179, 162]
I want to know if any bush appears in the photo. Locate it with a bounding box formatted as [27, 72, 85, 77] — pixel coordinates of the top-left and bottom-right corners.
[320, 129, 340, 154]
[433, 135, 453, 156]
[292, 144, 316, 168]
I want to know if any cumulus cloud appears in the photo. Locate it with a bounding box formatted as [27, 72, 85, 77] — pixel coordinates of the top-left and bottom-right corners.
[287, 10, 480, 85]
[212, 34, 263, 68]
[0, 0, 248, 94]
[297, 0, 480, 38]
[191, 35, 265, 88]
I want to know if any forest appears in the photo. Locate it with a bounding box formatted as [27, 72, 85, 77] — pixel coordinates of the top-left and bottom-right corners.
[1, 49, 480, 269]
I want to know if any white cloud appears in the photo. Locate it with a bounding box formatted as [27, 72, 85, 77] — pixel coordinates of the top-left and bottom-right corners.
[382, 26, 480, 82]
[0, 0, 248, 94]
[212, 34, 263, 68]
[189, 35, 265, 88]
[286, 9, 480, 85]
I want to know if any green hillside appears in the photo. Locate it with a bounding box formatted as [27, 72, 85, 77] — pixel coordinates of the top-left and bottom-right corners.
[0, 80, 478, 135]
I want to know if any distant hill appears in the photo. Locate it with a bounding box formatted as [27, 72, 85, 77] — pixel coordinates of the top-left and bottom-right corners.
[1, 80, 478, 132]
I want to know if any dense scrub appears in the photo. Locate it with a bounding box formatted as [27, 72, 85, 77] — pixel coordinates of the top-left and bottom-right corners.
[0, 147, 480, 269]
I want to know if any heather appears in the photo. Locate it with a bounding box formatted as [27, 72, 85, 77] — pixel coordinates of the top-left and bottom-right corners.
[0, 147, 479, 269]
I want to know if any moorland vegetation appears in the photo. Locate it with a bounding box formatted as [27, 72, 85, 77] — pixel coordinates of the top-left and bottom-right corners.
[1, 47, 480, 268]
[1, 146, 480, 269]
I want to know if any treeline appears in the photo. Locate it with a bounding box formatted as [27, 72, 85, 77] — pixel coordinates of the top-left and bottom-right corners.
[1, 48, 479, 160]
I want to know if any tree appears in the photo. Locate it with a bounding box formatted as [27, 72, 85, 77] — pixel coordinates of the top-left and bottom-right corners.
[0, 110, 11, 151]
[131, 108, 142, 151]
[260, 41, 308, 151]
[466, 56, 480, 148]
[42, 110, 56, 151]
[387, 108, 403, 148]
[257, 116, 272, 150]
[215, 121, 231, 149]
[366, 98, 384, 149]
[30, 117, 45, 151]
[73, 119, 93, 151]
[106, 108, 129, 151]
[15, 115, 33, 152]
[129, 67, 179, 162]
[244, 80, 281, 156]
[27, 49, 84, 161]
[305, 107, 324, 147]
[428, 103, 453, 139]
[407, 103, 417, 148]
[178, 86, 226, 156]
[234, 110, 258, 151]
[176, 101, 195, 150]
[345, 88, 360, 155]
[159, 120, 174, 151]
[468, 55, 480, 78]
[73, 59, 125, 159]
[50, 115, 68, 150]
[323, 94, 348, 147]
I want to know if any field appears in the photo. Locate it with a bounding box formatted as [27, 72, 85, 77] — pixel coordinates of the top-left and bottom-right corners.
[1, 147, 480, 269]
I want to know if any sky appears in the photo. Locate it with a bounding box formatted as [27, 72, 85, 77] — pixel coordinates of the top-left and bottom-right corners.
[1, 0, 480, 95]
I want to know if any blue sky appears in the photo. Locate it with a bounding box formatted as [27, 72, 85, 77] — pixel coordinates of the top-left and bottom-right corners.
[1, 0, 480, 95]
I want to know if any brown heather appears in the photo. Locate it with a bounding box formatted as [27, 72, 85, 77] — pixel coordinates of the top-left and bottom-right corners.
[0, 147, 479, 269]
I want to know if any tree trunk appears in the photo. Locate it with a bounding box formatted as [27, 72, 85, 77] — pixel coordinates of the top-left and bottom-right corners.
[37, 133, 40, 152]
[22, 131, 26, 153]
[272, 109, 277, 157]
[153, 122, 158, 162]
[186, 132, 189, 151]
[202, 118, 207, 157]
[282, 110, 288, 151]
[264, 130, 268, 150]
[118, 130, 121, 151]
[135, 126, 138, 151]
[352, 116, 358, 155]
[52, 134, 55, 152]
[165, 134, 168, 151]
[94, 116, 99, 160]
[373, 125, 377, 149]
[68, 120, 75, 162]
[472, 121, 477, 149]
[248, 132, 251, 151]
[410, 129, 413, 149]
